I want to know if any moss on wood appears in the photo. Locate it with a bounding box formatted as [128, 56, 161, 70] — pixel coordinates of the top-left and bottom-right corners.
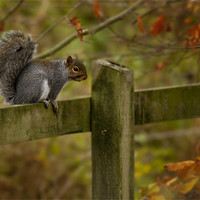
[0, 97, 91, 144]
[135, 84, 200, 124]
[92, 60, 134, 199]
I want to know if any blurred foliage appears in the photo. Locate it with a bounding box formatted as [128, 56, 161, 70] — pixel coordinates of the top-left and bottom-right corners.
[135, 118, 200, 199]
[0, 0, 200, 199]
[0, 134, 91, 199]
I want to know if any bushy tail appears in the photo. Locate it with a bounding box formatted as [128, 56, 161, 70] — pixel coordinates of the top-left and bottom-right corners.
[0, 30, 36, 104]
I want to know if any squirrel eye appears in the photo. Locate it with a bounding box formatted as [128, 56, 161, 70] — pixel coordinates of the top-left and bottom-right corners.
[73, 66, 79, 72]
[16, 46, 23, 52]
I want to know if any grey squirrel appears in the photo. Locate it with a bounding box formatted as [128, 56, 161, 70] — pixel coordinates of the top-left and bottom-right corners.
[0, 30, 87, 112]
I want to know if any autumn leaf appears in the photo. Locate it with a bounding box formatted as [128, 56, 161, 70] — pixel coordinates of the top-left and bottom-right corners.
[165, 161, 195, 171]
[165, 160, 200, 179]
[150, 16, 172, 36]
[0, 22, 5, 32]
[150, 16, 165, 36]
[165, 177, 178, 186]
[184, 18, 192, 24]
[69, 17, 83, 41]
[157, 176, 177, 186]
[196, 156, 200, 161]
[137, 16, 144, 33]
[187, 1, 200, 13]
[150, 194, 166, 200]
[178, 164, 196, 179]
[139, 186, 148, 197]
[193, 5, 200, 13]
[155, 61, 168, 70]
[178, 177, 199, 194]
[148, 183, 160, 195]
[139, 174, 200, 200]
[94, 0, 103, 18]
[185, 24, 200, 49]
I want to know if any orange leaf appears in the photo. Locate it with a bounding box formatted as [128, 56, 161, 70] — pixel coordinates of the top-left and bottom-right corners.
[178, 165, 196, 179]
[150, 16, 166, 36]
[150, 16, 172, 36]
[69, 17, 83, 41]
[185, 24, 200, 49]
[165, 160, 200, 178]
[0, 22, 5, 32]
[193, 5, 200, 13]
[184, 18, 192, 24]
[137, 16, 144, 33]
[69, 17, 77, 26]
[164, 161, 195, 171]
[155, 61, 168, 70]
[194, 161, 200, 175]
[196, 156, 200, 161]
[94, 0, 103, 18]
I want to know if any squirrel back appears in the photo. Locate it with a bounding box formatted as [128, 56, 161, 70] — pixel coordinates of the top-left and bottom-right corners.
[0, 30, 36, 103]
[0, 30, 87, 111]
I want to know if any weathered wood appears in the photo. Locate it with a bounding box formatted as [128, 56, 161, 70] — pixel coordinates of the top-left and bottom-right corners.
[135, 83, 200, 124]
[0, 74, 200, 146]
[92, 60, 134, 199]
[0, 97, 90, 144]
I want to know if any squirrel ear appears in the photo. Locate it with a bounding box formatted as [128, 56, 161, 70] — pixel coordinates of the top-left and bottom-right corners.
[67, 56, 73, 65]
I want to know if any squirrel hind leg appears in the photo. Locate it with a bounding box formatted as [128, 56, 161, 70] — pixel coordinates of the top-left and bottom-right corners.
[52, 100, 58, 113]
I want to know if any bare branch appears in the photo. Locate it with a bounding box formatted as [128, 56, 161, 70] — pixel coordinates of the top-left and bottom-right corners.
[35, 0, 146, 59]
[135, 51, 194, 81]
[0, 0, 24, 24]
[36, 0, 83, 42]
[131, 0, 173, 24]
[89, 0, 145, 34]
[132, 40, 200, 51]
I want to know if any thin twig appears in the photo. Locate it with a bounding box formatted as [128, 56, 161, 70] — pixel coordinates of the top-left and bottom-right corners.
[131, 0, 172, 24]
[0, 0, 24, 24]
[35, 0, 146, 59]
[135, 51, 193, 81]
[36, 0, 83, 42]
[101, 1, 190, 54]
[132, 39, 200, 51]
[132, 7, 160, 24]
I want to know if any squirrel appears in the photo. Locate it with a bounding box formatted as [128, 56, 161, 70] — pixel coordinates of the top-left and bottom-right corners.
[0, 30, 87, 112]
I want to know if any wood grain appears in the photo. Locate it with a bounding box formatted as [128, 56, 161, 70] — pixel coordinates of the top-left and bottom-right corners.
[92, 60, 134, 199]
[135, 83, 200, 124]
[0, 97, 90, 144]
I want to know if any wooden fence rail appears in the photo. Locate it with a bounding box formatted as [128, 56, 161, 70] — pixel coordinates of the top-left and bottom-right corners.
[0, 59, 200, 199]
[0, 97, 90, 144]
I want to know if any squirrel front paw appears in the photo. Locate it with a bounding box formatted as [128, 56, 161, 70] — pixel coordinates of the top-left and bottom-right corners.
[52, 100, 58, 113]
[40, 99, 50, 108]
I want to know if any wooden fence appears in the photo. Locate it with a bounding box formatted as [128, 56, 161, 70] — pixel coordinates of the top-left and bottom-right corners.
[1, 59, 200, 199]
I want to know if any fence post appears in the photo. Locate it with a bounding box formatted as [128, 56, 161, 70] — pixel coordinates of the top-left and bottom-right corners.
[92, 60, 134, 199]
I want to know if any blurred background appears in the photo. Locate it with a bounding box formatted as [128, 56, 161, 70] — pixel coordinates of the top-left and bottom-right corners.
[0, 0, 200, 199]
